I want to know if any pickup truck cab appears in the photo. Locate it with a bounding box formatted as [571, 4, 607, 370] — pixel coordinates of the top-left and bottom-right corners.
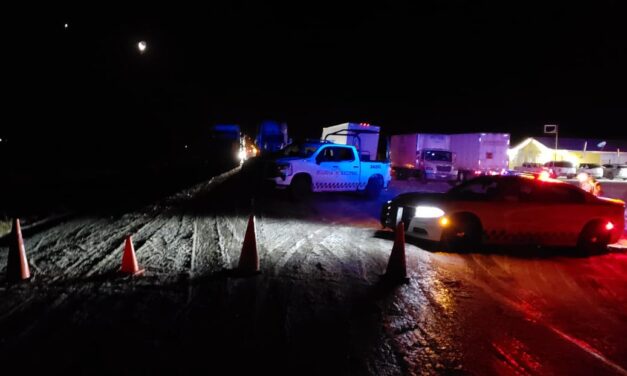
[268, 141, 391, 199]
[514, 162, 546, 174]
[544, 161, 576, 178]
[603, 164, 627, 180]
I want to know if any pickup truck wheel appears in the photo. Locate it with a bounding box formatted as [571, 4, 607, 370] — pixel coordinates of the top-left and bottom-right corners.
[577, 221, 611, 255]
[290, 175, 312, 201]
[365, 177, 383, 199]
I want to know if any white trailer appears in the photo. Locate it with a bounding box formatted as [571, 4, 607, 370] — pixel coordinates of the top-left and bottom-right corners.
[321, 123, 381, 161]
[450, 133, 510, 181]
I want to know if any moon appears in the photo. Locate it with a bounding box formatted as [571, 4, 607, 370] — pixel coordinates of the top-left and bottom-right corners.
[138, 41, 147, 53]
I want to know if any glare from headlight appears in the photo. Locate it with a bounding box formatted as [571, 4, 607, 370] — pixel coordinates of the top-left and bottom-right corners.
[238, 150, 247, 162]
[414, 206, 445, 218]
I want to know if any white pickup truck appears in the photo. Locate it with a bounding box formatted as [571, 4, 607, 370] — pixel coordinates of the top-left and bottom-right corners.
[267, 141, 391, 199]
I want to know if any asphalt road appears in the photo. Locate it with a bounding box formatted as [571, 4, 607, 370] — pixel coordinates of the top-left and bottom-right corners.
[0, 171, 626, 375]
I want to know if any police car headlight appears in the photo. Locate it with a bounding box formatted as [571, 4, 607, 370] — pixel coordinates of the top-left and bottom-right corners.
[414, 206, 445, 218]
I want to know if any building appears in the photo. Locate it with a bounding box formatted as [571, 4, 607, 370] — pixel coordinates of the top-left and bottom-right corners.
[508, 137, 627, 167]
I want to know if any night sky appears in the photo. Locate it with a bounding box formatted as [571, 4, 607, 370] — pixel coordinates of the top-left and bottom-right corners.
[5, 2, 627, 167]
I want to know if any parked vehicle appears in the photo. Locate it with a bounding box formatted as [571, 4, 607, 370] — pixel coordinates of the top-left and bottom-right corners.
[381, 175, 624, 254]
[183, 124, 241, 170]
[514, 162, 546, 174]
[450, 133, 510, 181]
[210, 124, 242, 169]
[256, 120, 289, 154]
[267, 141, 391, 199]
[603, 164, 627, 180]
[577, 163, 603, 179]
[390, 133, 456, 182]
[544, 161, 576, 178]
[321, 123, 381, 161]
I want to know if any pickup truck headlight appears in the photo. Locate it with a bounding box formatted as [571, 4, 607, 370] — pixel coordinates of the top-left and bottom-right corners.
[276, 163, 293, 177]
[414, 206, 445, 218]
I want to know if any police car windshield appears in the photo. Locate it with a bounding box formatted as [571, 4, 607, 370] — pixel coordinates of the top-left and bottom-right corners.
[447, 177, 499, 198]
[282, 143, 320, 157]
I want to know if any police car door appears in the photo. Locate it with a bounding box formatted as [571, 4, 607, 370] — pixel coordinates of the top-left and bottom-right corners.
[508, 180, 587, 245]
[314, 146, 359, 191]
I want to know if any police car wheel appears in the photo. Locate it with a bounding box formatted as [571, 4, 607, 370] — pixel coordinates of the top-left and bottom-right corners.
[290, 175, 312, 201]
[442, 216, 481, 253]
[577, 221, 610, 255]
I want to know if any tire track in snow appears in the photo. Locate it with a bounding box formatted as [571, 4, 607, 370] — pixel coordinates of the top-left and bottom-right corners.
[82, 215, 173, 278]
[47, 213, 159, 281]
[267, 224, 329, 275]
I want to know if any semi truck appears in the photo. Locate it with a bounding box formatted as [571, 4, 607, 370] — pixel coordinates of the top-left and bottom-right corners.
[390, 133, 456, 182]
[450, 133, 510, 181]
[207, 124, 242, 169]
[321, 123, 382, 161]
[256, 120, 289, 154]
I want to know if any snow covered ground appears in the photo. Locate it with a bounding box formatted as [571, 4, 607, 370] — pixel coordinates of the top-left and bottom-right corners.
[1, 170, 626, 375]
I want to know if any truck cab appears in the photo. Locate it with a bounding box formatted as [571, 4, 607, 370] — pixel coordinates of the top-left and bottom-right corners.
[390, 133, 457, 182]
[416, 149, 456, 182]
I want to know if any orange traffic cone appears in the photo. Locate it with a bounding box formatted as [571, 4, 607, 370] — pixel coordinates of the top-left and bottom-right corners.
[6, 218, 31, 283]
[383, 222, 409, 284]
[234, 214, 260, 276]
[120, 235, 144, 276]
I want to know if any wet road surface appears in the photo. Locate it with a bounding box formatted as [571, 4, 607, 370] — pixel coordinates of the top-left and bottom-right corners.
[0, 170, 626, 375]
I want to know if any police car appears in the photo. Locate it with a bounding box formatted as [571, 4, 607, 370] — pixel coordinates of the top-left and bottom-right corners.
[381, 174, 624, 253]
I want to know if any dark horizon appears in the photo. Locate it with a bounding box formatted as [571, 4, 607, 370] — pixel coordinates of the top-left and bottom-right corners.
[5, 2, 627, 167]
